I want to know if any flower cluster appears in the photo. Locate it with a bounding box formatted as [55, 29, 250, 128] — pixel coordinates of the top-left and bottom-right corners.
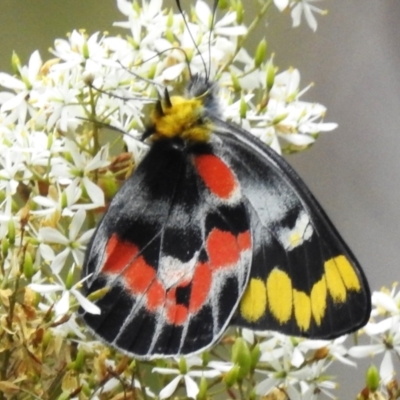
[348, 285, 400, 398]
[0, 0, 392, 399]
[273, 0, 327, 32]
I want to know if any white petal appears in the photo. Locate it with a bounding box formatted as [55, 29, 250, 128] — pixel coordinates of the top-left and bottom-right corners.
[195, 0, 211, 27]
[365, 318, 396, 336]
[28, 50, 43, 81]
[286, 385, 302, 400]
[314, 122, 338, 132]
[291, 4, 302, 28]
[69, 208, 86, 240]
[159, 376, 181, 399]
[72, 248, 85, 267]
[39, 227, 69, 245]
[161, 63, 186, 81]
[0, 73, 25, 90]
[1, 91, 27, 112]
[291, 347, 305, 368]
[207, 361, 233, 373]
[72, 289, 101, 314]
[348, 344, 384, 358]
[255, 377, 278, 395]
[184, 376, 199, 399]
[280, 133, 315, 146]
[86, 145, 109, 171]
[241, 328, 255, 344]
[274, 0, 289, 11]
[29, 283, 63, 293]
[116, 0, 132, 16]
[215, 26, 248, 37]
[304, 3, 318, 31]
[50, 248, 70, 273]
[82, 177, 105, 206]
[78, 228, 95, 245]
[55, 291, 70, 316]
[372, 291, 399, 314]
[39, 244, 55, 261]
[380, 351, 394, 384]
[32, 195, 57, 208]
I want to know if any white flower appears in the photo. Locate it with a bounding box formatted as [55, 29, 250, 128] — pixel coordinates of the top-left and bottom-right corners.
[290, 0, 327, 32]
[50, 140, 107, 208]
[348, 287, 400, 384]
[153, 356, 220, 399]
[32, 181, 84, 218]
[29, 265, 100, 317]
[39, 209, 94, 272]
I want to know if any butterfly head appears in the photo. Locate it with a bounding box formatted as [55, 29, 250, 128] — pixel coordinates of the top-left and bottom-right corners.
[142, 74, 220, 143]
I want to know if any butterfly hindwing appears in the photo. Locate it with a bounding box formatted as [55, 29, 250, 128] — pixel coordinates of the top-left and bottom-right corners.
[81, 138, 253, 358]
[208, 124, 371, 338]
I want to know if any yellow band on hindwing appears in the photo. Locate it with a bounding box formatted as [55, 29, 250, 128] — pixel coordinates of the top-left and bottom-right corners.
[151, 96, 212, 142]
[266, 269, 292, 324]
[334, 255, 361, 291]
[293, 290, 311, 331]
[239, 255, 361, 333]
[325, 256, 349, 302]
[240, 278, 267, 322]
[310, 277, 327, 326]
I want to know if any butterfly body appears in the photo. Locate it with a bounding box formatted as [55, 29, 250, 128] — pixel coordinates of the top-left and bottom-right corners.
[80, 75, 371, 359]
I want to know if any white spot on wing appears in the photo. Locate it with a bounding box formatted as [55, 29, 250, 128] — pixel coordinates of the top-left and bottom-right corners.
[158, 253, 198, 289]
[278, 212, 313, 250]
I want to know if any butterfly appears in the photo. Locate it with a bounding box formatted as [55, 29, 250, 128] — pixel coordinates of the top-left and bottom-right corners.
[79, 72, 371, 359]
[79, 0, 371, 359]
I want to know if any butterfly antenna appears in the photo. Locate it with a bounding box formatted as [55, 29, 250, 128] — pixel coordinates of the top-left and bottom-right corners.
[175, 0, 208, 80]
[207, 0, 219, 81]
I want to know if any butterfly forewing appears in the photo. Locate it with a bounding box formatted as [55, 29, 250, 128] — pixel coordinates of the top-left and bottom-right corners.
[81, 138, 253, 358]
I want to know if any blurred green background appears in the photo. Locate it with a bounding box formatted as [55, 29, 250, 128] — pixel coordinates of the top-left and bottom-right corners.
[0, 0, 121, 72]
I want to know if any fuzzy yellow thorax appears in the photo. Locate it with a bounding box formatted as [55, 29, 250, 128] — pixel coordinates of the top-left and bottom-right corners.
[151, 95, 213, 142]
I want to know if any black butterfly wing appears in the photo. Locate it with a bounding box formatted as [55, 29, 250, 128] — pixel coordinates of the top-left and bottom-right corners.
[80, 138, 252, 358]
[209, 122, 371, 339]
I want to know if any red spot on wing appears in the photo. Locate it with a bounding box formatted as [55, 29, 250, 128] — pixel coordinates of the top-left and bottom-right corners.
[102, 234, 139, 274]
[238, 231, 252, 251]
[146, 279, 166, 311]
[194, 154, 237, 199]
[207, 229, 240, 269]
[103, 235, 166, 310]
[189, 262, 212, 312]
[166, 288, 189, 325]
[123, 256, 156, 294]
[166, 303, 189, 326]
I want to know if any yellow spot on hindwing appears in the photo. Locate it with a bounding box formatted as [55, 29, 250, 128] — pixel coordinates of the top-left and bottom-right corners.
[152, 96, 212, 142]
[293, 290, 311, 331]
[310, 278, 327, 326]
[240, 278, 267, 322]
[324, 257, 347, 302]
[335, 255, 361, 291]
[266, 269, 292, 324]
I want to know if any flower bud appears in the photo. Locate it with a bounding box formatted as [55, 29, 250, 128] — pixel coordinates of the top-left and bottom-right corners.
[232, 337, 251, 378]
[366, 364, 380, 392]
[223, 364, 240, 387]
[255, 39, 267, 68]
[23, 251, 34, 280]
